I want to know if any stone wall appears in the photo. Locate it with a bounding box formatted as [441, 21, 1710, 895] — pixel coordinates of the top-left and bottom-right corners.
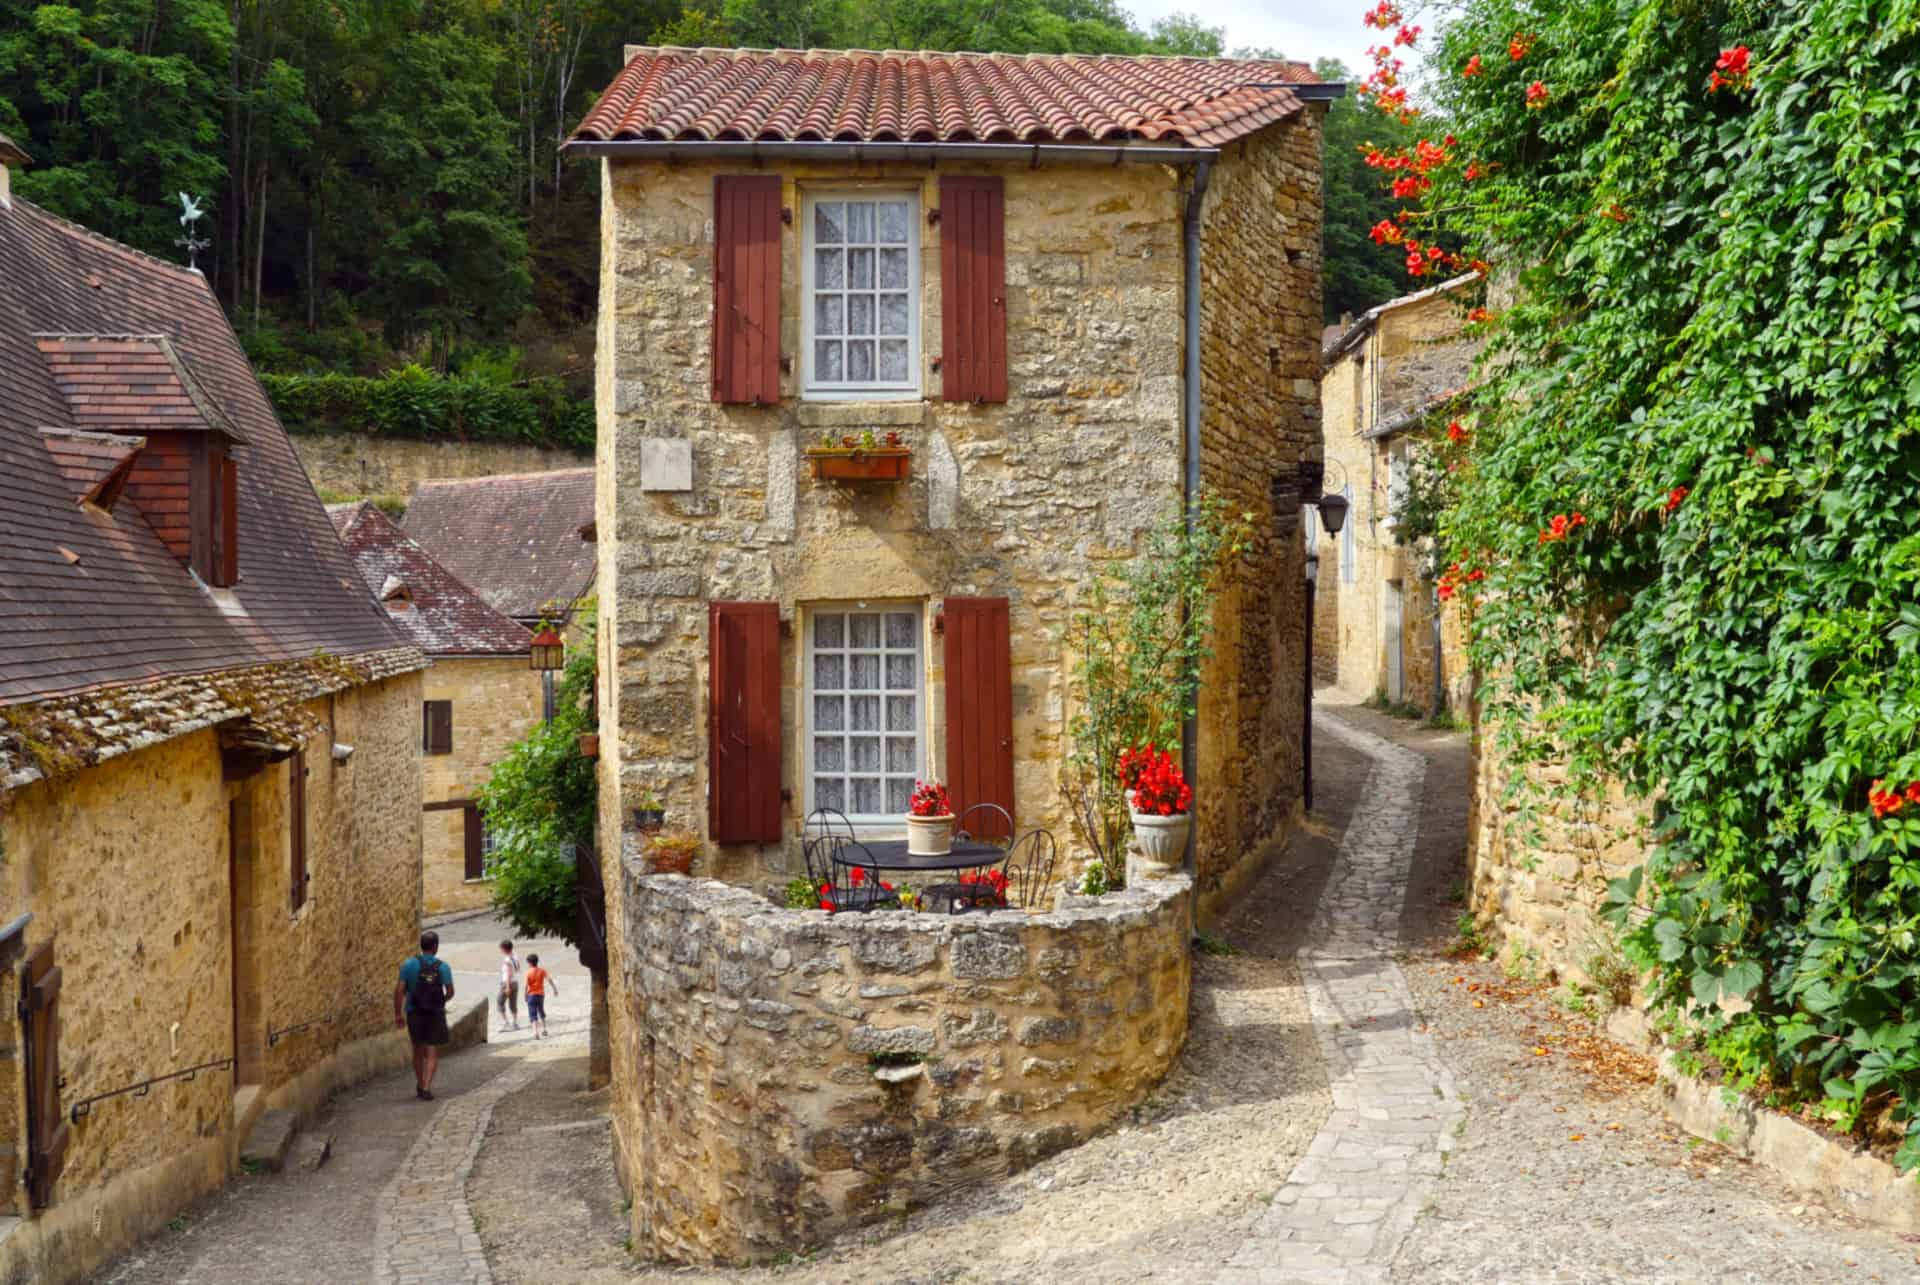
[612, 865, 1192, 1264]
[0, 670, 422, 1285]
[421, 655, 544, 914]
[1193, 116, 1326, 917]
[292, 432, 588, 509]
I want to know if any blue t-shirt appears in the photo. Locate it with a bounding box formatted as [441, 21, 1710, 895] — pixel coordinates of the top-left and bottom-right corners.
[399, 954, 449, 1015]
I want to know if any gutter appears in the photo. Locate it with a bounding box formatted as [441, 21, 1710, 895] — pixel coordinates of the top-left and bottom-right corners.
[565, 139, 1220, 168]
[1180, 155, 1213, 885]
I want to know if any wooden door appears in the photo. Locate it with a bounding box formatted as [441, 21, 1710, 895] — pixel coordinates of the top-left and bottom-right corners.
[21, 939, 67, 1210]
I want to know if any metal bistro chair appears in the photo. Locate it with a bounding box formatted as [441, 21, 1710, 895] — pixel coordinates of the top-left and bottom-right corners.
[1001, 828, 1060, 910]
[804, 807, 899, 913]
[924, 803, 1016, 914]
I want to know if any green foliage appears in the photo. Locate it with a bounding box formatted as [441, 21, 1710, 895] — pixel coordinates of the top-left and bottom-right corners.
[1406, 0, 1920, 1164]
[783, 876, 818, 909]
[477, 608, 598, 945]
[1065, 496, 1250, 884]
[261, 366, 594, 451]
[1318, 57, 1430, 323]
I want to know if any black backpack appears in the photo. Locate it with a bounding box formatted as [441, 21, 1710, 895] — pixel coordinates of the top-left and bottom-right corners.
[408, 955, 446, 1015]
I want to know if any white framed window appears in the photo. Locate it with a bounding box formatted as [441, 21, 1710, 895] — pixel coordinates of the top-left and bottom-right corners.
[806, 606, 922, 821]
[1340, 484, 1357, 584]
[802, 193, 920, 399]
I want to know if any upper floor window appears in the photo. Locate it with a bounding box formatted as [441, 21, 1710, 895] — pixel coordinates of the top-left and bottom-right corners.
[803, 194, 919, 399]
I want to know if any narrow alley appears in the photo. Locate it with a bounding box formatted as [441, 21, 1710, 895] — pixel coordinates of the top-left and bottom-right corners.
[88, 698, 1920, 1284]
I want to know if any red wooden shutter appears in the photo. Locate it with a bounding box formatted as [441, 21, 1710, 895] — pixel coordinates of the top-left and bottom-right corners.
[939, 176, 1008, 404]
[712, 174, 783, 405]
[289, 749, 308, 912]
[464, 804, 486, 880]
[943, 597, 1014, 830]
[422, 700, 452, 755]
[708, 601, 782, 843]
[216, 454, 239, 586]
[22, 938, 68, 1210]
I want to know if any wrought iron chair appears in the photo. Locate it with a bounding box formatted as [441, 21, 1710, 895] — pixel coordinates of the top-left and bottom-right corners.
[923, 803, 1015, 913]
[804, 808, 898, 913]
[1000, 828, 1060, 910]
[954, 802, 1015, 848]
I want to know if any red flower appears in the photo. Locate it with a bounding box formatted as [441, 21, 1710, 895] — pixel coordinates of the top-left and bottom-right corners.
[1509, 34, 1532, 60]
[1447, 419, 1468, 443]
[1571, 512, 1587, 527]
[884, 431, 902, 447]
[1664, 485, 1689, 513]
[1525, 81, 1549, 108]
[1538, 512, 1584, 544]
[1369, 219, 1403, 245]
[1394, 24, 1420, 47]
[1362, 1, 1399, 30]
[1467, 307, 1491, 323]
[881, 881, 895, 892]
[1907, 782, 1920, 805]
[1871, 781, 1906, 819]
[1128, 747, 1191, 816]
[850, 866, 865, 886]
[1463, 55, 1483, 78]
[1717, 45, 1751, 76]
[907, 779, 952, 817]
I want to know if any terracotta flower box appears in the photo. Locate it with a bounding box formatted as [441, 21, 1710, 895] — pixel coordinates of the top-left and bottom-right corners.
[577, 732, 599, 759]
[805, 446, 911, 482]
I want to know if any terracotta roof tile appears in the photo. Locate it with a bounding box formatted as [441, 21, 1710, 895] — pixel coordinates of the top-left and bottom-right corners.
[573, 47, 1318, 150]
[329, 502, 533, 657]
[0, 195, 420, 708]
[39, 428, 145, 501]
[34, 334, 244, 440]
[402, 469, 596, 623]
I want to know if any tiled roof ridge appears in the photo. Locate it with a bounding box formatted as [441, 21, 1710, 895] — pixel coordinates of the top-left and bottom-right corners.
[15, 195, 209, 283]
[39, 425, 147, 446]
[635, 44, 1314, 69]
[1326, 272, 1481, 361]
[0, 644, 427, 788]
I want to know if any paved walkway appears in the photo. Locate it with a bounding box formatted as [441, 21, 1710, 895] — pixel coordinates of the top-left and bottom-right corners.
[1219, 711, 1462, 1285]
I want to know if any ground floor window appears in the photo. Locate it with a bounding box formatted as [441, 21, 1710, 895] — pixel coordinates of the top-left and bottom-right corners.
[807, 606, 921, 820]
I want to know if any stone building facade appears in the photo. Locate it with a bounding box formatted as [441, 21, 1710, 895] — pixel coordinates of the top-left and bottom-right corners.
[570, 46, 1333, 1263]
[0, 142, 429, 1285]
[1315, 277, 1478, 716]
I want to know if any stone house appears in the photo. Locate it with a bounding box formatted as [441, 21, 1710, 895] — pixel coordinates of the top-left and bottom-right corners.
[0, 138, 428, 1284]
[568, 46, 1335, 1258]
[403, 467, 597, 649]
[330, 502, 538, 914]
[1315, 274, 1477, 715]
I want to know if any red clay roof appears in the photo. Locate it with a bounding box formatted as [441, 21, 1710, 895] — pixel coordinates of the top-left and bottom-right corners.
[573, 47, 1316, 149]
[402, 469, 596, 623]
[40, 428, 145, 502]
[0, 196, 420, 708]
[36, 334, 243, 440]
[329, 502, 533, 657]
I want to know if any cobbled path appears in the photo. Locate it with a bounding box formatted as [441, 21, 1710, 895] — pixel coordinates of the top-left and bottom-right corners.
[1218, 711, 1462, 1285]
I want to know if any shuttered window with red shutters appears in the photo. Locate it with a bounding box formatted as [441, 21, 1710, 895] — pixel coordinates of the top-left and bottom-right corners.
[943, 597, 1014, 828]
[712, 175, 783, 405]
[709, 601, 782, 843]
[21, 938, 68, 1210]
[938, 176, 1008, 403]
[214, 453, 239, 587]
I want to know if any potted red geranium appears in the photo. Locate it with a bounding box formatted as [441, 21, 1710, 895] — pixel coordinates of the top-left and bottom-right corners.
[1124, 747, 1191, 871]
[905, 779, 954, 855]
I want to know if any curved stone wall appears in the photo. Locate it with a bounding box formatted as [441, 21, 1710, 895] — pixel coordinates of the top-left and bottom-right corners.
[611, 867, 1192, 1264]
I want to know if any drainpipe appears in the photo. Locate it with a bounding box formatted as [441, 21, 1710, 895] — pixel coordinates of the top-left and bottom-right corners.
[1181, 156, 1212, 895]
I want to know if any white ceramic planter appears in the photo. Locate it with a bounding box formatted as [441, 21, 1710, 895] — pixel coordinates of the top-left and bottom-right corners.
[906, 813, 955, 856]
[1129, 808, 1191, 866]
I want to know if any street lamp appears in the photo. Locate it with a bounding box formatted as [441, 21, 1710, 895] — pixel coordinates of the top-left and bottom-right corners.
[1276, 467, 1351, 814]
[530, 625, 565, 724]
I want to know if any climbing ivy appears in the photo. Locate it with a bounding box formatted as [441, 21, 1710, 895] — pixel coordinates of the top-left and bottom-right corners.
[1361, 1, 1920, 1163]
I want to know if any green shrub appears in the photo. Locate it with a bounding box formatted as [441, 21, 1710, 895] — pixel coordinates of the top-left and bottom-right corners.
[260, 365, 593, 452]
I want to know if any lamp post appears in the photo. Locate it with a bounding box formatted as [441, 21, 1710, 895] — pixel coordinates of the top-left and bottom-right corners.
[1278, 468, 1350, 814]
[530, 625, 565, 725]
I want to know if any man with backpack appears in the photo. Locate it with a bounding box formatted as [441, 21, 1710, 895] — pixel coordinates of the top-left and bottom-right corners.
[394, 930, 455, 1100]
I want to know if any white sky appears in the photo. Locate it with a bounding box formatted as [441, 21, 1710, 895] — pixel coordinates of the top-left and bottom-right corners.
[1124, 1, 1390, 79]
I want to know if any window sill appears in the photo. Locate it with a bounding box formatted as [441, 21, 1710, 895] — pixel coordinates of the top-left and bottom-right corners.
[794, 401, 926, 427]
[463, 876, 494, 885]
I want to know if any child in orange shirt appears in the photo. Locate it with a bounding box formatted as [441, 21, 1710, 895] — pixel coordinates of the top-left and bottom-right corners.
[524, 953, 557, 1039]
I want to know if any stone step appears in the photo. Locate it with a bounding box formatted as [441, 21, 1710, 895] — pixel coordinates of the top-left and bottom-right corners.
[239, 1107, 297, 1173]
[291, 1130, 334, 1172]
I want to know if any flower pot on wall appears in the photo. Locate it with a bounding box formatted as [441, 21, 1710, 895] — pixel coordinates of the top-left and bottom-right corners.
[805, 447, 911, 482]
[577, 732, 599, 759]
[1129, 809, 1191, 868]
[906, 813, 955, 856]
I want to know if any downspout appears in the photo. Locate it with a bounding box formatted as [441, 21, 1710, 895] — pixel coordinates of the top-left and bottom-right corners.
[1181, 156, 1212, 896]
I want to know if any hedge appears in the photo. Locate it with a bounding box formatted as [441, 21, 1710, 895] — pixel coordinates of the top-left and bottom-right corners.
[260, 364, 594, 453]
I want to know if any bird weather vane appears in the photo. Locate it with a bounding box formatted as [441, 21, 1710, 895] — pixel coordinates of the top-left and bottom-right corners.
[176, 192, 209, 270]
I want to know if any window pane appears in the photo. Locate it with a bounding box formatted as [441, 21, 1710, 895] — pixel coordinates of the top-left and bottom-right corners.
[814, 247, 844, 289]
[878, 293, 909, 336]
[848, 341, 875, 382]
[815, 340, 844, 382]
[848, 294, 875, 335]
[814, 653, 844, 690]
[814, 613, 845, 648]
[816, 777, 845, 811]
[878, 341, 909, 383]
[846, 201, 874, 242]
[849, 614, 880, 648]
[848, 247, 874, 289]
[814, 737, 846, 771]
[886, 777, 913, 814]
[815, 202, 844, 244]
[878, 246, 909, 289]
[850, 695, 880, 730]
[815, 293, 845, 336]
[877, 201, 910, 243]
[814, 694, 844, 731]
[850, 737, 881, 772]
[885, 653, 915, 690]
[884, 612, 915, 648]
[886, 737, 916, 773]
[887, 694, 915, 731]
[852, 778, 881, 815]
[850, 654, 880, 690]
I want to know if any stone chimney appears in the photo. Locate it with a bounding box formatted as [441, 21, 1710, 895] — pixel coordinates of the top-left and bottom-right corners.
[0, 132, 27, 209]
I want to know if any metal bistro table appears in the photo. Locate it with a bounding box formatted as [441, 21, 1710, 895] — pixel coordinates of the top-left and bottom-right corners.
[830, 838, 1010, 912]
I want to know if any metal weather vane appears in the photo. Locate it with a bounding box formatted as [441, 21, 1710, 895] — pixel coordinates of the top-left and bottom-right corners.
[175, 192, 209, 270]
